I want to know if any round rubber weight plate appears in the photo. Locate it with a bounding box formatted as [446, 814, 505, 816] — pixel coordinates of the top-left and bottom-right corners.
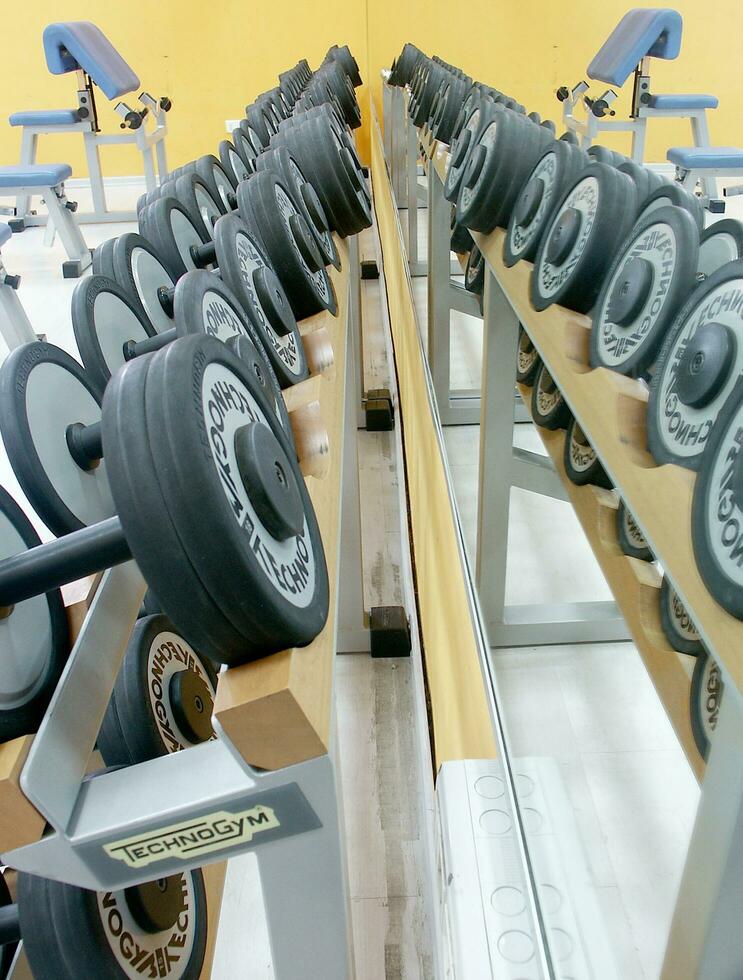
[516, 326, 541, 386]
[0, 487, 69, 740]
[92, 238, 117, 281]
[175, 172, 223, 241]
[113, 233, 178, 335]
[531, 361, 571, 430]
[464, 246, 485, 294]
[691, 379, 743, 619]
[0, 342, 115, 535]
[194, 154, 233, 213]
[225, 334, 294, 446]
[218, 139, 252, 187]
[490, 118, 554, 231]
[616, 500, 653, 561]
[445, 104, 486, 201]
[503, 140, 586, 267]
[639, 182, 705, 234]
[563, 416, 612, 488]
[531, 164, 635, 314]
[143, 335, 329, 659]
[145, 198, 208, 279]
[457, 110, 520, 231]
[213, 214, 308, 388]
[698, 218, 743, 279]
[237, 172, 336, 319]
[659, 575, 703, 655]
[647, 261, 743, 469]
[0, 870, 18, 977]
[100, 351, 251, 665]
[72, 275, 155, 391]
[690, 650, 722, 761]
[18, 867, 207, 980]
[107, 614, 217, 763]
[590, 205, 700, 377]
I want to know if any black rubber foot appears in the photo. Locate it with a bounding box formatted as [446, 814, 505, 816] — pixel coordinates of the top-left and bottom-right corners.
[708, 199, 726, 214]
[361, 166, 370, 178]
[370, 606, 411, 658]
[365, 388, 394, 431]
[8, 219, 25, 233]
[62, 260, 83, 279]
[361, 259, 379, 280]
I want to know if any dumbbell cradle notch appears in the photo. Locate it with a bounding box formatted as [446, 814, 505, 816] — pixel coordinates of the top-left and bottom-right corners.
[0, 335, 329, 671]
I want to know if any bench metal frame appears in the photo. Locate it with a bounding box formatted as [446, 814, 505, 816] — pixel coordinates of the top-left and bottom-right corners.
[0, 247, 36, 350]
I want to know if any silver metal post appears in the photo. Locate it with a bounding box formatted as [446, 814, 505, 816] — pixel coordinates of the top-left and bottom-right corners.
[82, 130, 108, 216]
[427, 144, 453, 414]
[14, 129, 37, 221]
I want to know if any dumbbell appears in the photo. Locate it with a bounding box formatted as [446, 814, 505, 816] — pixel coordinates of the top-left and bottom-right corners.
[326, 44, 363, 87]
[616, 500, 653, 562]
[0, 335, 329, 674]
[122, 208, 309, 389]
[0, 853, 207, 979]
[98, 614, 217, 767]
[690, 650, 722, 761]
[444, 99, 497, 203]
[71, 270, 294, 445]
[659, 575, 703, 656]
[219, 138, 253, 187]
[563, 417, 612, 489]
[139, 172, 225, 241]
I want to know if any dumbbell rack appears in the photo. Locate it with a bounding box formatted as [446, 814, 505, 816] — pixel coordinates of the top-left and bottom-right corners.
[0, 236, 367, 980]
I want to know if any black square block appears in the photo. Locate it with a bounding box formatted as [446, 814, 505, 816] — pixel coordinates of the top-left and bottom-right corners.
[370, 606, 411, 658]
[361, 259, 379, 280]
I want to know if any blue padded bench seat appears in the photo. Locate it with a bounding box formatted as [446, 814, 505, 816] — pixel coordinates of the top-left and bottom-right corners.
[0, 224, 11, 248]
[588, 8, 683, 87]
[9, 109, 80, 127]
[667, 146, 743, 169]
[648, 94, 718, 110]
[0, 164, 73, 188]
[43, 22, 139, 100]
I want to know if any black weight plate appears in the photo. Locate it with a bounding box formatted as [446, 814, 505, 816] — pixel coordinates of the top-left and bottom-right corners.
[563, 416, 612, 487]
[237, 171, 337, 319]
[659, 575, 703, 655]
[112, 233, 178, 334]
[145, 197, 209, 279]
[647, 262, 743, 469]
[18, 867, 207, 980]
[590, 205, 700, 377]
[691, 377, 743, 618]
[145, 336, 329, 659]
[559, 130, 579, 146]
[531, 164, 637, 313]
[616, 500, 653, 561]
[451, 213, 473, 254]
[72, 275, 156, 391]
[92, 238, 117, 280]
[0, 486, 69, 740]
[103, 614, 217, 764]
[490, 120, 555, 231]
[193, 154, 235, 213]
[101, 350, 251, 663]
[697, 218, 743, 279]
[218, 139, 252, 188]
[504, 140, 588, 267]
[464, 246, 484, 295]
[456, 109, 521, 230]
[516, 326, 541, 386]
[232, 127, 259, 171]
[587, 145, 615, 166]
[0, 870, 18, 978]
[617, 160, 654, 203]
[212, 214, 308, 388]
[172, 271, 294, 445]
[531, 361, 572, 429]
[173, 172, 222, 241]
[0, 342, 115, 535]
[640, 182, 705, 233]
[690, 650, 722, 761]
[96, 673, 135, 766]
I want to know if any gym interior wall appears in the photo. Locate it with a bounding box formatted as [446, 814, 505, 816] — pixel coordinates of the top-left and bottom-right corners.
[0, 1, 371, 174]
[367, 0, 742, 163]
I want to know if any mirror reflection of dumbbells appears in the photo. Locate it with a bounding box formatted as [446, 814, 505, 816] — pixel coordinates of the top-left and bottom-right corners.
[0, 335, 330, 742]
[0, 840, 208, 979]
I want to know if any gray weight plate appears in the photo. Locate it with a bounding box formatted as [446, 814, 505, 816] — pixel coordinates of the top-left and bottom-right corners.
[72, 274, 155, 391]
[691, 376, 743, 618]
[647, 262, 743, 469]
[173, 172, 223, 241]
[143, 335, 328, 658]
[194, 154, 235, 213]
[0, 342, 115, 535]
[0, 486, 69, 741]
[237, 172, 336, 319]
[145, 197, 209, 279]
[456, 109, 519, 229]
[504, 140, 588, 267]
[515, 326, 541, 386]
[212, 214, 308, 387]
[697, 218, 743, 279]
[590, 205, 700, 377]
[232, 127, 259, 170]
[490, 120, 555, 231]
[531, 361, 571, 430]
[218, 139, 252, 188]
[563, 417, 612, 488]
[112, 233, 178, 333]
[616, 500, 653, 561]
[91, 238, 117, 280]
[690, 651, 722, 761]
[531, 164, 637, 313]
[659, 575, 703, 655]
[639, 182, 705, 233]
[18, 867, 207, 980]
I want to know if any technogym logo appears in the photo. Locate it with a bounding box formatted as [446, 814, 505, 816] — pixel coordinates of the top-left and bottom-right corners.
[104, 805, 280, 869]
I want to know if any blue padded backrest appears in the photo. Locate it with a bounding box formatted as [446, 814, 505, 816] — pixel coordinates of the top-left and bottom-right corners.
[42, 22, 139, 100]
[587, 9, 683, 87]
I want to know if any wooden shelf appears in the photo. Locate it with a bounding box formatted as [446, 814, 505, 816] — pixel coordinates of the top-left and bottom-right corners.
[476, 227, 742, 705]
[214, 238, 351, 771]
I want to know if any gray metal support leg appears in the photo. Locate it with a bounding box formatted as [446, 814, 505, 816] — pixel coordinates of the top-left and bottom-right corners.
[83, 131, 108, 216]
[155, 133, 168, 185]
[691, 112, 718, 200]
[347, 234, 365, 430]
[43, 184, 92, 276]
[662, 691, 743, 979]
[427, 152, 454, 416]
[15, 129, 38, 221]
[0, 268, 37, 349]
[141, 142, 157, 193]
[630, 117, 648, 163]
[407, 118, 426, 276]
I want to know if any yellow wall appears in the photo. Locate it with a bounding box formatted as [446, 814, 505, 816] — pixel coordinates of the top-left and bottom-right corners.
[2, 2, 740, 181]
[367, 0, 743, 163]
[0, 2, 370, 177]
